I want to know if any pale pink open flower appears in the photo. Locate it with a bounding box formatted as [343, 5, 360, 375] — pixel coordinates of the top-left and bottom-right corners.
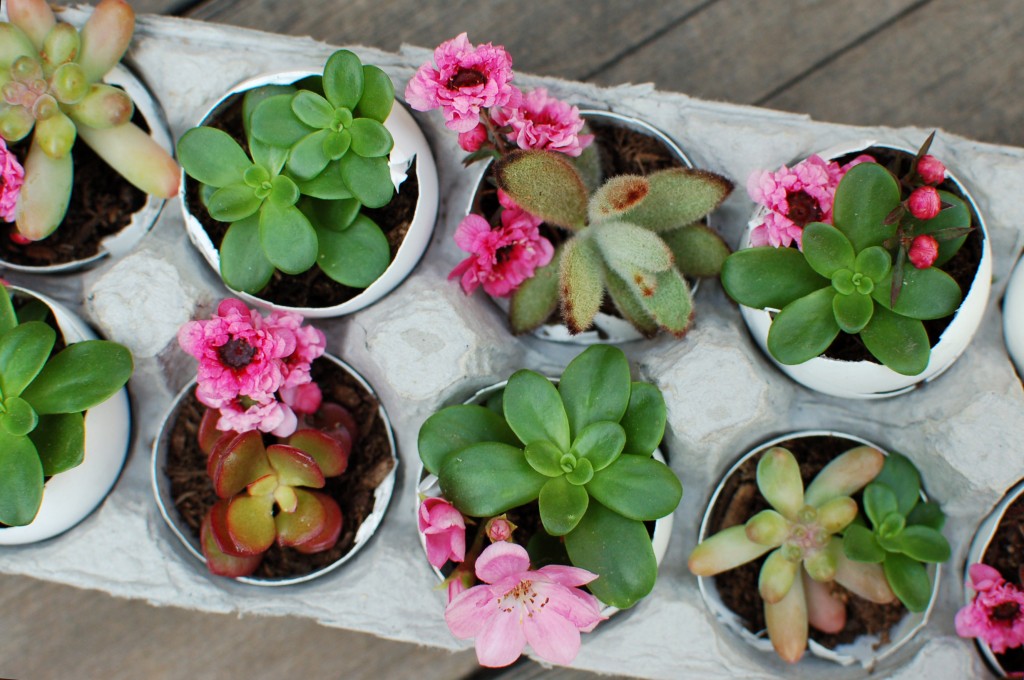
[956, 563, 1024, 654]
[747, 153, 874, 249]
[406, 33, 516, 133]
[419, 497, 466, 568]
[215, 398, 298, 438]
[445, 542, 604, 668]
[492, 88, 593, 157]
[0, 138, 25, 223]
[449, 205, 554, 297]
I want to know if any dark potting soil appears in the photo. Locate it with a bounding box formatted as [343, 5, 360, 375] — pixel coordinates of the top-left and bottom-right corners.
[1, 114, 148, 267]
[980, 492, 1024, 673]
[184, 94, 418, 309]
[708, 435, 907, 651]
[164, 358, 395, 580]
[819, 147, 985, 364]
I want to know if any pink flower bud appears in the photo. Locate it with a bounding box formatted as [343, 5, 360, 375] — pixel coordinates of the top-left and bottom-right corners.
[418, 497, 466, 568]
[908, 186, 941, 220]
[9, 231, 30, 245]
[280, 382, 322, 415]
[457, 123, 488, 152]
[484, 515, 516, 543]
[917, 154, 946, 184]
[908, 234, 939, 269]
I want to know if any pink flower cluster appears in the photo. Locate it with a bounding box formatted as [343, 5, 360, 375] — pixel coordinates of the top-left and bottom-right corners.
[747, 153, 873, 249]
[445, 542, 605, 667]
[0, 138, 25, 223]
[178, 299, 326, 437]
[449, 191, 554, 297]
[491, 88, 594, 157]
[956, 563, 1024, 654]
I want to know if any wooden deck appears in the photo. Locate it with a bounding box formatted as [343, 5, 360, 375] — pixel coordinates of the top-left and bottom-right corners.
[3, 1, 1023, 678]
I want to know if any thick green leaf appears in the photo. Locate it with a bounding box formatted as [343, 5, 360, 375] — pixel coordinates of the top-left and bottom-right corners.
[756, 447, 804, 520]
[339, 153, 393, 208]
[0, 292, 18, 333]
[855, 246, 891, 282]
[207, 183, 263, 222]
[250, 94, 314, 147]
[884, 552, 933, 612]
[592, 220, 673, 278]
[177, 127, 250, 188]
[258, 202, 318, 275]
[721, 247, 826, 310]
[893, 525, 951, 563]
[287, 129, 333, 181]
[908, 190, 970, 267]
[21, 341, 131, 415]
[349, 118, 393, 157]
[242, 84, 297, 138]
[0, 431, 42, 526]
[31, 412, 85, 476]
[314, 215, 390, 288]
[661, 223, 731, 278]
[14, 301, 50, 324]
[0, 321, 55, 398]
[539, 476, 589, 536]
[843, 523, 886, 563]
[558, 345, 630, 438]
[355, 65, 395, 123]
[438, 442, 546, 516]
[639, 268, 694, 337]
[249, 139, 288, 177]
[324, 130, 352, 160]
[832, 291, 874, 334]
[1, 397, 37, 436]
[860, 305, 930, 375]
[803, 222, 855, 278]
[565, 501, 657, 609]
[226, 494, 277, 554]
[524, 440, 565, 477]
[570, 421, 625, 471]
[559, 236, 605, 334]
[833, 162, 901, 252]
[619, 168, 732, 232]
[417, 404, 519, 475]
[291, 91, 335, 129]
[303, 196, 360, 233]
[863, 483, 899, 528]
[620, 382, 665, 456]
[873, 266, 962, 321]
[495, 150, 588, 230]
[323, 50, 364, 110]
[767, 288, 840, 365]
[295, 161, 353, 200]
[508, 246, 561, 334]
[219, 216, 275, 293]
[602, 265, 658, 337]
[872, 451, 921, 516]
[586, 455, 682, 521]
[504, 370, 570, 450]
[907, 501, 946, 531]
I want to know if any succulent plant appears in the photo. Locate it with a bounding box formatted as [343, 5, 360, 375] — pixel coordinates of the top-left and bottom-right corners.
[842, 451, 949, 612]
[177, 49, 397, 295]
[722, 150, 973, 375]
[419, 345, 682, 608]
[494, 149, 733, 337]
[0, 287, 133, 527]
[688, 445, 897, 663]
[0, 0, 180, 240]
[198, 409, 353, 577]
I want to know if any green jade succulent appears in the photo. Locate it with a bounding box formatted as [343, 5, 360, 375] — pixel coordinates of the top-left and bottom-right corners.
[177, 49, 397, 294]
[0, 0, 180, 240]
[0, 289, 133, 527]
[689, 445, 897, 663]
[494, 149, 733, 337]
[722, 160, 971, 375]
[419, 345, 682, 608]
[842, 451, 949, 612]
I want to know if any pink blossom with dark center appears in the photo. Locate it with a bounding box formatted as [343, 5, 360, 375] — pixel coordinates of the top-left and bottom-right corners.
[956, 563, 1024, 654]
[449, 206, 554, 297]
[266, 309, 326, 389]
[491, 88, 593, 157]
[0, 138, 25, 223]
[405, 33, 516, 133]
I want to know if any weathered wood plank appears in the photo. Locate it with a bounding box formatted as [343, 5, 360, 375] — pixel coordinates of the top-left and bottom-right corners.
[591, 0, 920, 104]
[0, 574, 480, 680]
[184, 0, 707, 80]
[761, 0, 1024, 146]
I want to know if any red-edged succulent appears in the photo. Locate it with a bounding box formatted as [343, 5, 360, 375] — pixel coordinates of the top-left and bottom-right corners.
[197, 404, 355, 577]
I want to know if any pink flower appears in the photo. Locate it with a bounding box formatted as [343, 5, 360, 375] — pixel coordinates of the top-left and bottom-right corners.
[448, 208, 554, 298]
[445, 542, 605, 667]
[491, 88, 593, 157]
[908, 185, 941, 220]
[266, 309, 326, 389]
[956, 563, 1024, 654]
[178, 299, 296, 410]
[458, 123, 488, 152]
[405, 33, 516, 133]
[747, 154, 874, 249]
[281, 382, 323, 415]
[0, 138, 25, 223]
[216, 398, 298, 438]
[917, 154, 946, 184]
[908, 234, 939, 269]
[419, 497, 466, 568]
